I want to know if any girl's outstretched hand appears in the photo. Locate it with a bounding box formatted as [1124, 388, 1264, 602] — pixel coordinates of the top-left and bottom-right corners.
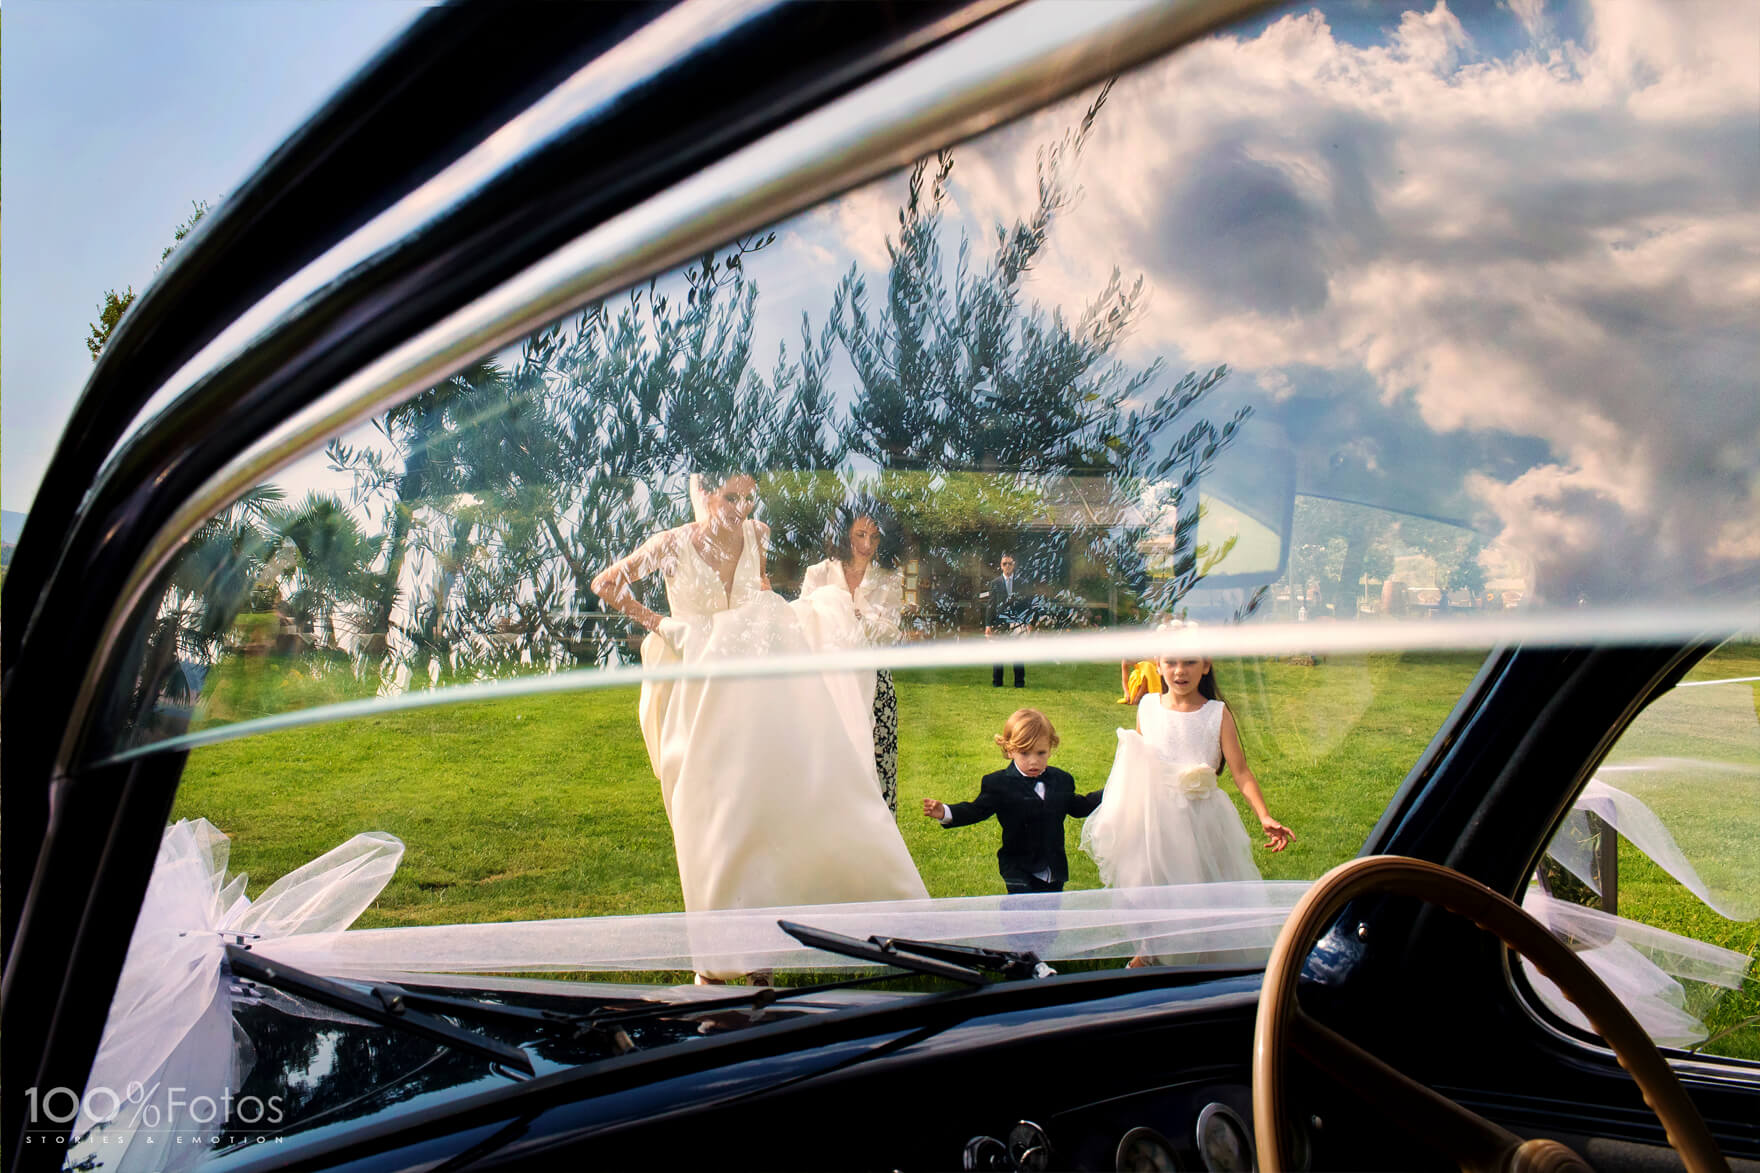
[1259, 816, 1295, 852]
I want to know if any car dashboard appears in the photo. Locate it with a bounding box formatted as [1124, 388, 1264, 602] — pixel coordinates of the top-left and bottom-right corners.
[211, 969, 1369, 1173]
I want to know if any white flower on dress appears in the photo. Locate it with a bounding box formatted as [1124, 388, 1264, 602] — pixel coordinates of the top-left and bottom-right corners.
[1174, 763, 1218, 797]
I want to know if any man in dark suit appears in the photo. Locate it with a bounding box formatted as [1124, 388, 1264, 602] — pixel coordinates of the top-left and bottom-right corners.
[983, 553, 1029, 687]
[923, 711, 1102, 893]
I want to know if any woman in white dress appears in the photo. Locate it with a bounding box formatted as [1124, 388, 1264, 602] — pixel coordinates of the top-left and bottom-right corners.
[591, 474, 928, 931]
[800, 511, 905, 812]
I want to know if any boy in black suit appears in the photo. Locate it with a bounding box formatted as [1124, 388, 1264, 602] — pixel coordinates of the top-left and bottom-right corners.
[922, 709, 1102, 893]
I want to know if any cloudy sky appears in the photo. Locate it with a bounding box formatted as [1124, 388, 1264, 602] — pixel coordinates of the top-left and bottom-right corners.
[780, 0, 1758, 602]
[6, 0, 1756, 609]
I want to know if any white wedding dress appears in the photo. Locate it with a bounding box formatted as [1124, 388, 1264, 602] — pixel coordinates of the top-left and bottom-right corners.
[1081, 698, 1260, 888]
[637, 520, 928, 920]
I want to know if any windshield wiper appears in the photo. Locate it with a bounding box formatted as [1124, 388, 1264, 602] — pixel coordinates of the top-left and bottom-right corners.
[224, 944, 536, 1077]
[230, 927, 1040, 1073]
[779, 920, 1056, 983]
[231, 945, 952, 1064]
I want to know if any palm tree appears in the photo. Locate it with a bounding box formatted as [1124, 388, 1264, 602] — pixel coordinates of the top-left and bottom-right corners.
[330, 359, 508, 665]
[119, 483, 284, 742]
[272, 492, 376, 651]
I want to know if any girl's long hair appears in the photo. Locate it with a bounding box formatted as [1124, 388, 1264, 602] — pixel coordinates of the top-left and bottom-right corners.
[1153, 618, 1225, 705]
[1146, 656, 1225, 704]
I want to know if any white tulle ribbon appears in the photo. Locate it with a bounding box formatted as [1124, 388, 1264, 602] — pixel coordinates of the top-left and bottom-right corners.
[1545, 778, 1750, 920]
[1529, 676, 1759, 1047]
[1523, 890, 1750, 1048]
[260, 881, 1310, 976]
[72, 820, 402, 1173]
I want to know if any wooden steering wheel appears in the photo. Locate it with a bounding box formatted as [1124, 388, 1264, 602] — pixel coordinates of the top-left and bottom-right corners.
[1252, 855, 1729, 1173]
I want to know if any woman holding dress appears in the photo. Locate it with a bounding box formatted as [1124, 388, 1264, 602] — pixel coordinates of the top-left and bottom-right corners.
[800, 510, 905, 812]
[591, 474, 928, 938]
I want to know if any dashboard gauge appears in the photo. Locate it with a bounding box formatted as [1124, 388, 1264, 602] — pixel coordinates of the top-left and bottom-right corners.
[962, 1135, 1010, 1171]
[1115, 1125, 1182, 1172]
[1194, 1103, 1255, 1173]
[1007, 1120, 1053, 1171]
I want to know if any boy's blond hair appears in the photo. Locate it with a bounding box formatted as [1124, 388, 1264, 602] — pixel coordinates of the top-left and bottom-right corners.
[994, 708, 1060, 756]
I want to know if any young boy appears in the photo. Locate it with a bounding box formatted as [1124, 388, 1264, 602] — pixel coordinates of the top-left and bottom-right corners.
[922, 708, 1102, 893]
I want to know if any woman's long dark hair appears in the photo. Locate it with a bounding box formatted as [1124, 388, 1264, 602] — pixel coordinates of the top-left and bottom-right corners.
[829, 498, 903, 569]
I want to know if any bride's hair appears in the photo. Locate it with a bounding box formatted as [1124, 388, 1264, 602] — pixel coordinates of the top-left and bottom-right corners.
[687, 469, 754, 525]
[995, 708, 1060, 756]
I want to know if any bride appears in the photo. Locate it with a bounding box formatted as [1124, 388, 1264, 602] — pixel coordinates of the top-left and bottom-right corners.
[592, 472, 929, 925]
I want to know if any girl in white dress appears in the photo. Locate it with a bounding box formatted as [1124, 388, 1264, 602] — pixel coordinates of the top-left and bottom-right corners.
[591, 474, 928, 943]
[800, 511, 905, 812]
[1081, 653, 1294, 894]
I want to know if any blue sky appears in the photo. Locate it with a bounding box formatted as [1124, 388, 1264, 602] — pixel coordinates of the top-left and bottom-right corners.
[1, 0, 420, 514]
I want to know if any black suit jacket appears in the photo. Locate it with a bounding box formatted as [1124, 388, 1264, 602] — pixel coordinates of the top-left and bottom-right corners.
[941, 764, 1102, 884]
[984, 575, 1031, 629]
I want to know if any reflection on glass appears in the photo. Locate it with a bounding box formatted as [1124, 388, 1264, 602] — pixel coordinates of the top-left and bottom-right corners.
[99, 0, 1754, 762]
[75, 2, 1760, 1167]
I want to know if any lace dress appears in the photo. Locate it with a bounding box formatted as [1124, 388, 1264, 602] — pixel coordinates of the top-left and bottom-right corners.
[636, 522, 928, 923]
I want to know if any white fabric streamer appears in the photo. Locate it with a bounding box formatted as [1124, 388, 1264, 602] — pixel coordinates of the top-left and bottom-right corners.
[1529, 675, 1759, 1046]
[72, 820, 402, 1173]
[1523, 890, 1750, 1048]
[262, 883, 1309, 977]
[1547, 778, 1750, 921]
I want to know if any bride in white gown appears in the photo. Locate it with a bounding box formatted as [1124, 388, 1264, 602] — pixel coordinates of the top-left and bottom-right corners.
[592, 473, 928, 923]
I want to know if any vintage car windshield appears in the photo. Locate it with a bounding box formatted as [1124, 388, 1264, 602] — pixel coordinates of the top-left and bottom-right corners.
[69, 4, 1756, 1162]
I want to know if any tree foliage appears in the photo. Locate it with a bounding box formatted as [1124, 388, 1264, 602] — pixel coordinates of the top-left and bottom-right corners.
[831, 83, 1247, 627]
[123, 86, 1259, 732]
[86, 200, 214, 361]
[86, 288, 136, 362]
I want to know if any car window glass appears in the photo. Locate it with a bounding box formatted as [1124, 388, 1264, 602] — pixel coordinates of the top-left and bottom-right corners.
[89, 0, 1756, 761]
[1525, 641, 1760, 1060]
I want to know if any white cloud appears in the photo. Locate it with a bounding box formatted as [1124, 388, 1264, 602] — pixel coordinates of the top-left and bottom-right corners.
[833, 0, 1760, 601]
[811, 176, 910, 272]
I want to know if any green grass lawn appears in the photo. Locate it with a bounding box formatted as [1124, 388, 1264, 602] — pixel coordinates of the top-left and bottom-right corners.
[172, 645, 1758, 1057]
[1600, 643, 1760, 1058]
[174, 653, 1479, 920]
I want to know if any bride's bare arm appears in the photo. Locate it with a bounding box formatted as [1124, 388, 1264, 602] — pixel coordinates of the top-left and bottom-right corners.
[591, 531, 677, 632]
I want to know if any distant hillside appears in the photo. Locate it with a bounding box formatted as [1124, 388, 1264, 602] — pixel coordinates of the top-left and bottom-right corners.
[2, 510, 26, 545]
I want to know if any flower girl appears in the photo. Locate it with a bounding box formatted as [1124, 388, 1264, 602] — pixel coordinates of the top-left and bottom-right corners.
[1080, 650, 1294, 901]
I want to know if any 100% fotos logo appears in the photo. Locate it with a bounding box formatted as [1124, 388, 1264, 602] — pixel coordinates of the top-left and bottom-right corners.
[25, 1082, 286, 1130]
